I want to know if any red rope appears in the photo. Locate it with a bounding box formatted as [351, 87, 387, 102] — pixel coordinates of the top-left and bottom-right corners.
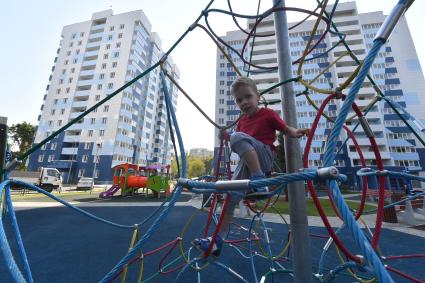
[386, 266, 425, 283]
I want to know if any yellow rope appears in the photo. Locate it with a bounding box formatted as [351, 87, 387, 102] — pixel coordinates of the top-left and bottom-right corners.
[121, 227, 144, 283]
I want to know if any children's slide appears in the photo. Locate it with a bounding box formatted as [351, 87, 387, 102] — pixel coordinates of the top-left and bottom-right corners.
[99, 185, 120, 198]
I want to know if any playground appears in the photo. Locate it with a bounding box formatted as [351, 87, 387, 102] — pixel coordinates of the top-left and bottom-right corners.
[2, 0, 425, 282]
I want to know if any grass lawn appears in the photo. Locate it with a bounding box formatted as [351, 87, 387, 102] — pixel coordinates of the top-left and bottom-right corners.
[10, 190, 101, 202]
[261, 198, 376, 217]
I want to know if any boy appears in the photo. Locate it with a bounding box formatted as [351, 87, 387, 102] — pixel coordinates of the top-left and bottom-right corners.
[193, 76, 309, 257]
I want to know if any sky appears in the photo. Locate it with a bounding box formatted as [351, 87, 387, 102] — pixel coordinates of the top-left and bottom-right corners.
[1, 0, 424, 151]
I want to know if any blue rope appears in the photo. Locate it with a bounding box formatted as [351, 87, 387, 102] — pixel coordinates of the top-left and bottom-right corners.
[5, 187, 33, 283]
[0, 184, 26, 283]
[322, 38, 393, 283]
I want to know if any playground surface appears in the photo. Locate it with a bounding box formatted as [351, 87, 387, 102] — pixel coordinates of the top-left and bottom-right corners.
[1, 202, 424, 282]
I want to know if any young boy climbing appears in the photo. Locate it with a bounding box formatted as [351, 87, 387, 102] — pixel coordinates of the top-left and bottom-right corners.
[193, 76, 309, 257]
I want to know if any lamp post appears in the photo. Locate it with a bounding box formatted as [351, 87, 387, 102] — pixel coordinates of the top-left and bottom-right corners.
[92, 140, 102, 182]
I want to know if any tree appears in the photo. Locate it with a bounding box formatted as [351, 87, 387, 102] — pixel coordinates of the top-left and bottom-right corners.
[8, 122, 35, 169]
[187, 157, 205, 179]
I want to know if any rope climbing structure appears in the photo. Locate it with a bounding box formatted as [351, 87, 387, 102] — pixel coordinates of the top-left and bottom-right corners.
[1, 0, 425, 282]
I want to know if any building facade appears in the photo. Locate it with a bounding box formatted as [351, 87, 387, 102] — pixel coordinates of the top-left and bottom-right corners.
[28, 10, 179, 183]
[215, 2, 425, 188]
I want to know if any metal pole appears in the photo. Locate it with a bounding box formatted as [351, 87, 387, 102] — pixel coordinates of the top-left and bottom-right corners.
[272, 1, 313, 282]
[0, 117, 8, 182]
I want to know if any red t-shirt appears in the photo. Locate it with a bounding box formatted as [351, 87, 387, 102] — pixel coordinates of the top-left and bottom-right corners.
[236, 108, 287, 150]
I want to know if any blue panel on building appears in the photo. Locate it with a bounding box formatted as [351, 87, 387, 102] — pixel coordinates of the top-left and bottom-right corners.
[385, 46, 392, 52]
[324, 72, 332, 78]
[384, 114, 408, 120]
[386, 126, 410, 133]
[385, 57, 395, 63]
[384, 89, 403, 96]
[385, 78, 400, 85]
[384, 101, 406, 108]
[416, 148, 425, 169]
[226, 100, 236, 105]
[227, 72, 236, 77]
[226, 81, 232, 86]
[227, 110, 241, 115]
[385, 67, 397, 74]
[317, 43, 327, 49]
[328, 104, 337, 111]
[318, 62, 329, 68]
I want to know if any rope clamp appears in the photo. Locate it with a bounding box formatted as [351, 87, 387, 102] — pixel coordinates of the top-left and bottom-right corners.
[374, 0, 414, 42]
[334, 87, 343, 99]
[216, 180, 250, 191]
[159, 54, 168, 66]
[177, 178, 190, 188]
[317, 167, 339, 180]
[377, 170, 389, 176]
[188, 22, 197, 31]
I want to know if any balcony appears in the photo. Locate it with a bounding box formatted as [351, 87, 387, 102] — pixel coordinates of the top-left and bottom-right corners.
[79, 70, 95, 77]
[77, 79, 94, 87]
[63, 135, 81, 143]
[86, 41, 101, 49]
[82, 59, 97, 68]
[61, 147, 79, 155]
[72, 101, 88, 108]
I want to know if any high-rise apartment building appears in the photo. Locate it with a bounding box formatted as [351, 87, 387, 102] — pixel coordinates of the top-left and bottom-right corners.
[28, 10, 179, 183]
[215, 2, 425, 188]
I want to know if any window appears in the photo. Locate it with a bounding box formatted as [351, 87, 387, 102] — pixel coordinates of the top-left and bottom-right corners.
[71, 33, 76, 39]
[51, 143, 57, 150]
[63, 98, 68, 103]
[113, 52, 119, 58]
[116, 42, 121, 48]
[90, 118, 95, 124]
[69, 42, 73, 47]
[118, 33, 123, 39]
[64, 60, 69, 65]
[112, 62, 117, 68]
[68, 77, 73, 83]
[88, 130, 93, 137]
[80, 32, 84, 37]
[38, 155, 44, 162]
[95, 95, 100, 101]
[48, 120, 53, 126]
[108, 35, 113, 40]
[78, 40, 82, 46]
[66, 87, 70, 93]
[99, 73, 105, 79]
[102, 63, 107, 69]
[71, 68, 75, 73]
[60, 109, 65, 115]
[51, 109, 56, 115]
[57, 120, 62, 126]
[84, 143, 91, 150]
[76, 49, 80, 55]
[97, 84, 103, 90]
[54, 99, 58, 105]
[67, 51, 71, 56]
[103, 105, 109, 112]
[82, 155, 89, 162]
[110, 72, 115, 78]
[104, 54, 109, 59]
[99, 129, 105, 136]
[120, 24, 125, 29]
[73, 58, 78, 64]
[48, 155, 55, 162]
[102, 117, 107, 124]
[62, 69, 66, 74]
[59, 79, 64, 84]
[78, 169, 85, 177]
[109, 26, 114, 31]
[108, 83, 113, 89]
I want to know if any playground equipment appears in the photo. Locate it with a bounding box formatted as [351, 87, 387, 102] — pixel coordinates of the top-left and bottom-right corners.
[99, 163, 171, 198]
[1, 1, 425, 282]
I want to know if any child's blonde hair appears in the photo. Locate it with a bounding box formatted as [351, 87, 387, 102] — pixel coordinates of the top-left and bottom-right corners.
[231, 76, 258, 95]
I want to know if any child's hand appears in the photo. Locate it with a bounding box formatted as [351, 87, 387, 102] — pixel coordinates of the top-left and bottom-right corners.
[294, 128, 309, 138]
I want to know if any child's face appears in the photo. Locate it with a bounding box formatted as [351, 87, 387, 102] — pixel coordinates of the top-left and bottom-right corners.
[233, 85, 260, 116]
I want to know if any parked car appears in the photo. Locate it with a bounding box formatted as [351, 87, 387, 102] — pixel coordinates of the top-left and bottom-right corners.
[76, 177, 94, 190]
